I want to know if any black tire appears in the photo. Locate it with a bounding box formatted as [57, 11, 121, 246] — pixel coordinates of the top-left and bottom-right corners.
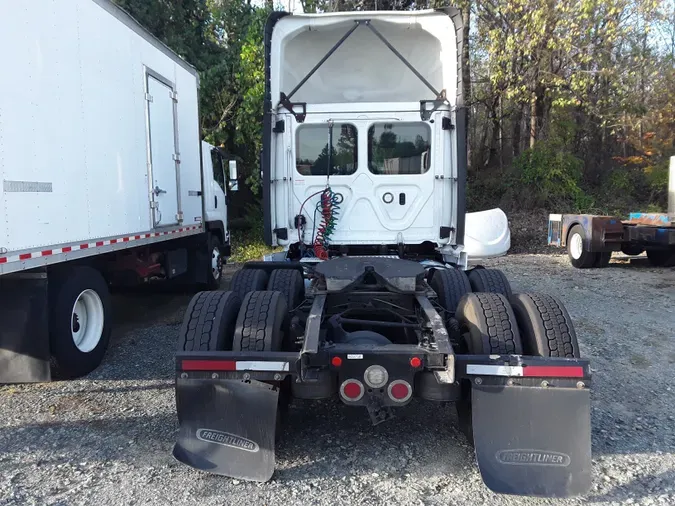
[567, 224, 597, 268]
[233, 291, 288, 352]
[229, 268, 268, 304]
[429, 268, 471, 313]
[177, 291, 241, 352]
[204, 234, 224, 290]
[454, 292, 522, 443]
[49, 266, 112, 379]
[233, 291, 291, 439]
[621, 244, 644, 256]
[467, 268, 512, 299]
[510, 293, 580, 358]
[647, 249, 675, 267]
[456, 292, 523, 355]
[595, 251, 611, 268]
[267, 269, 305, 310]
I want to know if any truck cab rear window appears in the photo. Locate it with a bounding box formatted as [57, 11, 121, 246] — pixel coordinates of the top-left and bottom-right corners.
[368, 123, 431, 175]
[296, 123, 357, 176]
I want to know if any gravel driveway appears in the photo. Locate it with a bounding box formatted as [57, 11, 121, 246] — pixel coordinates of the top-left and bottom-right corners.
[1, 254, 674, 506]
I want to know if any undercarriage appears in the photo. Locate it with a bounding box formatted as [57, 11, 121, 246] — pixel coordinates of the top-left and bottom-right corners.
[173, 256, 592, 497]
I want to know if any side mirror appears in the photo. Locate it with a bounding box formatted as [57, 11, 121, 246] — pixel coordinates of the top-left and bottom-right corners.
[228, 160, 239, 192]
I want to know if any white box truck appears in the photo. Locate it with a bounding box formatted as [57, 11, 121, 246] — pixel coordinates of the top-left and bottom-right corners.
[0, 0, 236, 382]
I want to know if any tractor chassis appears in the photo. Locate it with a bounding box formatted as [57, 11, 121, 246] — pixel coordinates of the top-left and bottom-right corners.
[173, 258, 592, 497]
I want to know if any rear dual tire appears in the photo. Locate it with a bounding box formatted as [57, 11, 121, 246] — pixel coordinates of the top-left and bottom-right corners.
[177, 289, 290, 353]
[454, 291, 580, 442]
[429, 267, 511, 314]
[229, 268, 268, 303]
[177, 291, 241, 352]
[468, 268, 512, 297]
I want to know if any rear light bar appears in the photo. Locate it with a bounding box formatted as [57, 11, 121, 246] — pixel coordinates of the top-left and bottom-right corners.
[466, 364, 585, 378]
[180, 360, 290, 372]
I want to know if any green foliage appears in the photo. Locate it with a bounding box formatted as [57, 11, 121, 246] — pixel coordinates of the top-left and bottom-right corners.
[512, 143, 592, 211]
[236, 8, 272, 193]
[230, 205, 279, 263]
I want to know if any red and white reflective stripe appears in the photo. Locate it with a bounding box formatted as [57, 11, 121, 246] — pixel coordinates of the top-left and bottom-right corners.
[181, 360, 290, 372]
[466, 364, 584, 378]
[0, 225, 201, 265]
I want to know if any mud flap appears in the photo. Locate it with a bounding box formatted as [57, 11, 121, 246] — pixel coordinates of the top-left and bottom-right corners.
[173, 377, 279, 482]
[471, 384, 591, 497]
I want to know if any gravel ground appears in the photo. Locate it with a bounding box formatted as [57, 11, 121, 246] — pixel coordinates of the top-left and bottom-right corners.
[1, 254, 674, 506]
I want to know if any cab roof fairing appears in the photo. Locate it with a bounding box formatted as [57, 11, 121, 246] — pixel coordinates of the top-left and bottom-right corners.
[268, 10, 461, 110]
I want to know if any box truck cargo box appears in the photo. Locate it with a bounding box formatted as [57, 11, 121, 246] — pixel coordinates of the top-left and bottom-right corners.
[0, 0, 236, 382]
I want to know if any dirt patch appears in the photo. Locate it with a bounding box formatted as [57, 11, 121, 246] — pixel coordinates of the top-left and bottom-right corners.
[507, 209, 558, 254]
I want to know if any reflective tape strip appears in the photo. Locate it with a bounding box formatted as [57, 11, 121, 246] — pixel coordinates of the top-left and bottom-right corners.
[523, 365, 584, 378]
[236, 361, 290, 372]
[466, 364, 585, 378]
[181, 360, 236, 371]
[0, 225, 202, 265]
[466, 364, 524, 377]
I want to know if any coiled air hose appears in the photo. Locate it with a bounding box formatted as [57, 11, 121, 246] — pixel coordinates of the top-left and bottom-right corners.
[313, 187, 340, 259]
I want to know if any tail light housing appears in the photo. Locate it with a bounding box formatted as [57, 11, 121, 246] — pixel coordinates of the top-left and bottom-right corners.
[340, 379, 365, 401]
[388, 380, 412, 402]
[363, 365, 389, 388]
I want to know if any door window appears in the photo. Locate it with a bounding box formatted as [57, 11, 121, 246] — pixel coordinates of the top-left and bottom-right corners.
[368, 123, 431, 175]
[296, 123, 357, 176]
[210, 149, 225, 192]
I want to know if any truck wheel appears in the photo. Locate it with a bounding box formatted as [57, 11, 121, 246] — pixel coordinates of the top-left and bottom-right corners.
[567, 224, 596, 268]
[456, 293, 523, 355]
[595, 252, 611, 268]
[647, 249, 675, 267]
[455, 292, 523, 443]
[267, 269, 305, 310]
[205, 234, 224, 290]
[621, 244, 644, 256]
[177, 291, 240, 352]
[429, 268, 471, 313]
[233, 290, 291, 439]
[229, 268, 269, 304]
[510, 293, 580, 358]
[467, 268, 512, 298]
[233, 291, 288, 352]
[49, 266, 112, 379]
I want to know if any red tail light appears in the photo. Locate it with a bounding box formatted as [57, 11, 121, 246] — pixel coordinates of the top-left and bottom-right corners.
[388, 380, 412, 402]
[340, 379, 364, 401]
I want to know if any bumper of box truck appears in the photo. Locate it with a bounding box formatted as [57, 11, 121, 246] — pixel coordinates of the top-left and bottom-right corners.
[173, 350, 592, 497]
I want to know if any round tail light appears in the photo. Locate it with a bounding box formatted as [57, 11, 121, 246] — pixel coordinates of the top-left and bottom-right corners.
[364, 365, 389, 388]
[340, 379, 364, 401]
[388, 380, 412, 402]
